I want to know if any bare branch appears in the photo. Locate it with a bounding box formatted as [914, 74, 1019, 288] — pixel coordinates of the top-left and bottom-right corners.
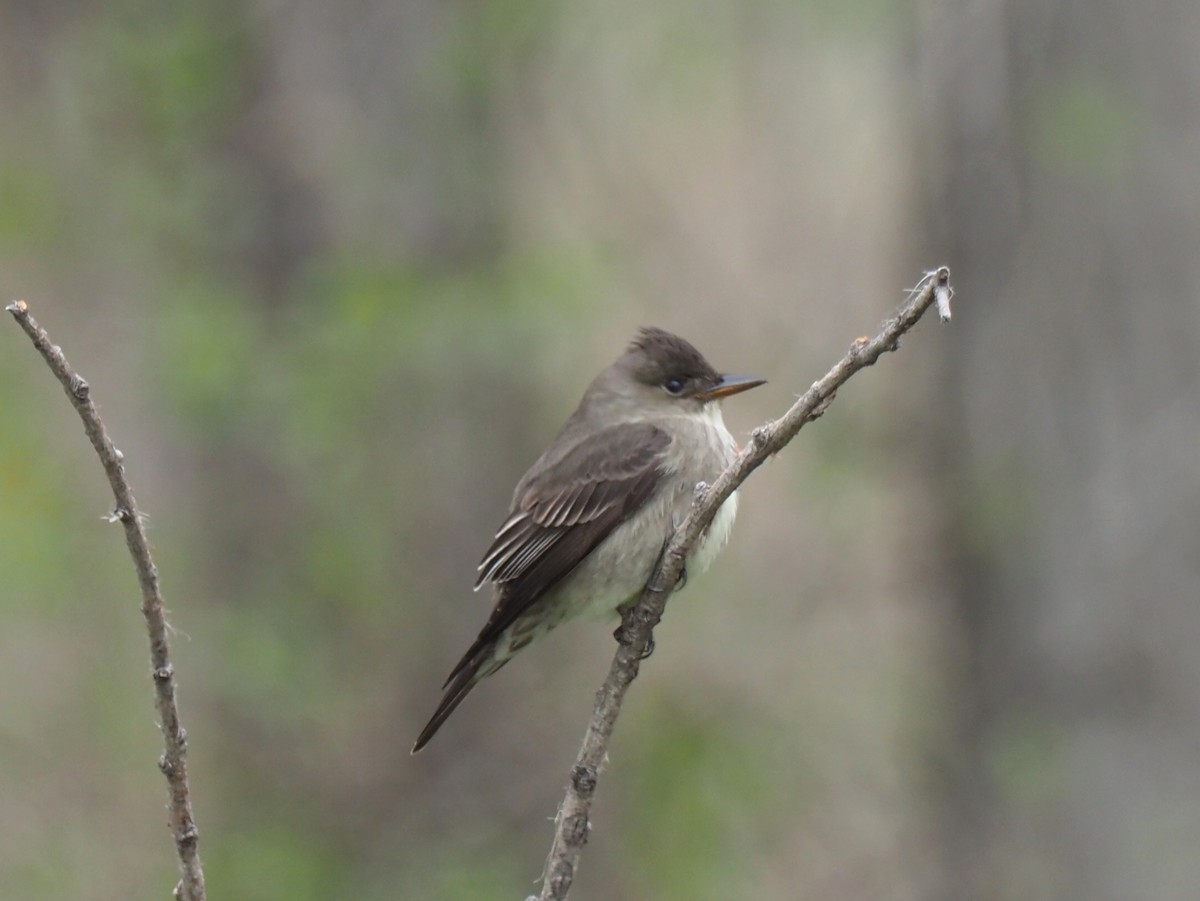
[535, 267, 953, 900]
[6, 300, 207, 901]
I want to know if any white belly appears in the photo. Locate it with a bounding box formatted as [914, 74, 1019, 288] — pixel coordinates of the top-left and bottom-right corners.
[565, 485, 739, 623]
[688, 489, 738, 577]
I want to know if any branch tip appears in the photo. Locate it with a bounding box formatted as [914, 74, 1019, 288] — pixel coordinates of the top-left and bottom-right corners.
[935, 282, 954, 322]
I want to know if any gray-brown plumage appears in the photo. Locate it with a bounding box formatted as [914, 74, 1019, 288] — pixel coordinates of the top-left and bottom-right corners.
[412, 328, 764, 753]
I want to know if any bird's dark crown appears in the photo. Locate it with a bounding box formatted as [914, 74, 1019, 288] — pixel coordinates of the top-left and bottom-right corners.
[628, 327, 719, 392]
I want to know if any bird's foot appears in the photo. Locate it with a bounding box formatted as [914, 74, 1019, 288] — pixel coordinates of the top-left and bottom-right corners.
[643, 563, 686, 594]
[613, 617, 656, 659]
[613, 620, 632, 645]
[640, 635, 655, 659]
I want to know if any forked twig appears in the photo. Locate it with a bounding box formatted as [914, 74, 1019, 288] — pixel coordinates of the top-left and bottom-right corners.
[534, 267, 953, 900]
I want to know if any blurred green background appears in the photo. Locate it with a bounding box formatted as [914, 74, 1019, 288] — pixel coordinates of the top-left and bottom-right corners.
[2, 1, 1198, 899]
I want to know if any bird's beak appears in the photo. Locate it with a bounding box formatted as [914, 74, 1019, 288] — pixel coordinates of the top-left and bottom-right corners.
[697, 374, 767, 401]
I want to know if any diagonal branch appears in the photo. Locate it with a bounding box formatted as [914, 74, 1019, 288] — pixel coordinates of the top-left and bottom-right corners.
[6, 300, 206, 901]
[534, 266, 954, 901]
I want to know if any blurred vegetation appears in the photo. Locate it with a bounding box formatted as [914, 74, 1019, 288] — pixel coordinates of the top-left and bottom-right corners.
[3, 1, 1198, 900]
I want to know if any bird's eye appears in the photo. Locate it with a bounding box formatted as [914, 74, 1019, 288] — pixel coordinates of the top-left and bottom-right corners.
[664, 377, 685, 395]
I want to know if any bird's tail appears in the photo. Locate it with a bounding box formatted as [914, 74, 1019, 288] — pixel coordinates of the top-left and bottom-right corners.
[411, 641, 502, 754]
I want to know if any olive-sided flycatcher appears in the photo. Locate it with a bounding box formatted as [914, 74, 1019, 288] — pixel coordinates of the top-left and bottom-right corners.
[412, 327, 764, 752]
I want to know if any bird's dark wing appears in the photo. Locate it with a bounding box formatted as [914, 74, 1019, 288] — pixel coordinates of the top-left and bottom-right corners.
[412, 422, 671, 752]
[446, 422, 670, 686]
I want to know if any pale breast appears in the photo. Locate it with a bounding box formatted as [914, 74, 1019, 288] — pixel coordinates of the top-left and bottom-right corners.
[667, 403, 740, 577]
[688, 489, 738, 576]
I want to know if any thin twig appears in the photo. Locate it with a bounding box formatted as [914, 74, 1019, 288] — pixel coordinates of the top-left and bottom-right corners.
[533, 267, 953, 901]
[6, 300, 206, 901]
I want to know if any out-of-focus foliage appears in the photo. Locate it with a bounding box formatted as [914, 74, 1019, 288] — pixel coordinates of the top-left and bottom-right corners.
[2, 1, 1198, 899]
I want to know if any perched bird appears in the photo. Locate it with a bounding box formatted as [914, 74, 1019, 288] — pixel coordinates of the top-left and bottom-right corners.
[412, 327, 764, 752]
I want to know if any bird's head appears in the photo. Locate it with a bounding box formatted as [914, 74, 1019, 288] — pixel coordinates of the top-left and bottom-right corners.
[617, 326, 765, 412]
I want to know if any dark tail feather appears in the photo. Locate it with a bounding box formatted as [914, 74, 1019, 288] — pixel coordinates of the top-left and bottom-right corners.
[411, 645, 493, 754]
